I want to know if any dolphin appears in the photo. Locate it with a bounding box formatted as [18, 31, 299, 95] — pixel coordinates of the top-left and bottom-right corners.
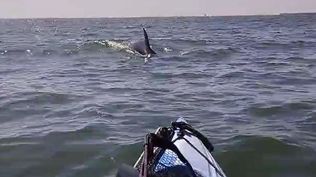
[130, 28, 156, 57]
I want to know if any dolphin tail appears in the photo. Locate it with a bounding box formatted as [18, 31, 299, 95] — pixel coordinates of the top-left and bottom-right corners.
[143, 28, 156, 54]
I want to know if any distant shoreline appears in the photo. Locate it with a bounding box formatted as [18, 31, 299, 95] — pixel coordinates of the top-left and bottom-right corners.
[0, 12, 315, 20]
[279, 12, 316, 15]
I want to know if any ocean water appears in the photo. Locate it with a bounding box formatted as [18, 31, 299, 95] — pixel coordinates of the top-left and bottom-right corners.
[0, 14, 316, 177]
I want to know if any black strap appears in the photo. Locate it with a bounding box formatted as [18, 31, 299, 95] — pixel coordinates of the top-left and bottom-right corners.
[172, 121, 214, 152]
[181, 137, 225, 177]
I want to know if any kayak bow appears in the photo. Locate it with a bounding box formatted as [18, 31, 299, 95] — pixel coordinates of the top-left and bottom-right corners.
[117, 118, 227, 177]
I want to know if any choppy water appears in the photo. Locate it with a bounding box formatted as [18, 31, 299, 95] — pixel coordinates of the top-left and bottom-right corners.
[1, 14, 316, 177]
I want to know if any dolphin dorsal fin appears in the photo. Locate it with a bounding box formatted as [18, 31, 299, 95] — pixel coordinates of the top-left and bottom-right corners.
[143, 28, 150, 48]
[142, 28, 156, 54]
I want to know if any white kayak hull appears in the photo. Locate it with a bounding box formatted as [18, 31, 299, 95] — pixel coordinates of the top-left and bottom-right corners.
[134, 118, 226, 177]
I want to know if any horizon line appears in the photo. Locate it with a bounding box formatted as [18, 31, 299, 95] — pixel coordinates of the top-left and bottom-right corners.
[0, 12, 315, 20]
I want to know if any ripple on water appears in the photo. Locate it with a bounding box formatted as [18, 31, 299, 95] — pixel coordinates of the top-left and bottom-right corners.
[216, 135, 316, 177]
[0, 91, 88, 139]
[1, 119, 139, 177]
[180, 47, 238, 58]
[247, 100, 315, 118]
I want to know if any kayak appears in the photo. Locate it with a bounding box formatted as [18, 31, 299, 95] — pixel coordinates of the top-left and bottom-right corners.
[117, 118, 226, 177]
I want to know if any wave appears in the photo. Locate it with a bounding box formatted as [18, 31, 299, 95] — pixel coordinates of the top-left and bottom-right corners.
[170, 38, 209, 45]
[180, 47, 237, 58]
[0, 49, 32, 56]
[247, 100, 315, 117]
[79, 40, 138, 56]
[253, 39, 316, 50]
[103, 40, 131, 51]
[217, 135, 316, 177]
[0, 48, 79, 57]
[0, 91, 84, 123]
[150, 71, 211, 79]
[0, 39, 131, 57]
[81, 33, 98, 37]
[1, 38, 233, 59]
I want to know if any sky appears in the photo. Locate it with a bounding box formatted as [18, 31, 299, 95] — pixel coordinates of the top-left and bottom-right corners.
[0, 0, 315, 18]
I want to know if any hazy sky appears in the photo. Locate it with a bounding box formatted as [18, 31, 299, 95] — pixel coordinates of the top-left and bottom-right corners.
[0, 0, 315, 18]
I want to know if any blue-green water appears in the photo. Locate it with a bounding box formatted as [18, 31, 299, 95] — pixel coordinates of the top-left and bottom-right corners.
[0, 14, 316, 177]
